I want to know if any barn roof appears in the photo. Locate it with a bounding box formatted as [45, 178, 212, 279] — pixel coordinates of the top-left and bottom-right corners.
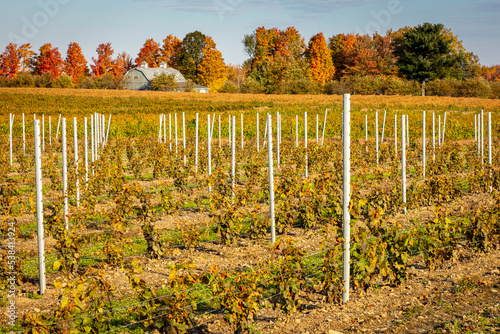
[131, 67, 187, 83]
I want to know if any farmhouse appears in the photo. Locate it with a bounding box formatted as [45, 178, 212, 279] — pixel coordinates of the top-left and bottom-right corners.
[122, 61, 209, 93]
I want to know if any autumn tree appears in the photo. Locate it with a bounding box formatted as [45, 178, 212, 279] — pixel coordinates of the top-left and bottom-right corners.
[305, 33, 335, 85]
[135, 38, 161, 68]
[65, 42, 88, 83]
[0, 43, 20, 78]
[161, 35, 182, 68]
[177, 30, 206, 82]
[18, 43, 35, 72]
[91, 43, 116, 77]
[243, 26, 305, 92]
[33, 43, 64, 78]
[197, 36, 228, 92]
[115, 52, 134, 76]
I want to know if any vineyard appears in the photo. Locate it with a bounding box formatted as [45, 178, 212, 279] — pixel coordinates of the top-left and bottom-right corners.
[1, 89, 500, 333]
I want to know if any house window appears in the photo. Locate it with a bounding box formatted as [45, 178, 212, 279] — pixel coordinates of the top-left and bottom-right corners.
[133, 76, 138, 80]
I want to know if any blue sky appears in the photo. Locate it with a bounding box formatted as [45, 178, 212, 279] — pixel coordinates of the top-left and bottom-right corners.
[1, 0, 499, 67]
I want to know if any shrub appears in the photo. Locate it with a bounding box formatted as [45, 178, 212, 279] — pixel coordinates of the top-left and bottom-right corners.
[12, 72, 35, 87]
[325, 79, 352, 95]
[94, 73, 118, 89]
[459, 77, 491, 98]
[0, 77, 9, 87]
[426, 78, 461, 97]
[384, 76, 420, 95]
[219, 81, 239, 93]
[52, 75, 74, 88]
[490, 81, 500, 99]
[76, 76, 95, 89]
[279, 78, 322, 94]
[150, 73, 177, 91]
[34, 73, 54, 88]
[240, 77, 266, 94]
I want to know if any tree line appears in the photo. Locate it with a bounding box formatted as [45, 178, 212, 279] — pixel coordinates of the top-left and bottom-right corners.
[0, 23, 499, 96]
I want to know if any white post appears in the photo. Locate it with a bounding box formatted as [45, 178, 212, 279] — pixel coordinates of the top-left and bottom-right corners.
[342, 94, 351, 304]
[257, 113, 260, 153]
[481, 110, 484, 165]
[394, 114, 397, 155]
[304, 111, 308, 178]
[62, 118, 69, 230]
[402, 115, 406, 214]
[90, 114, 94, 174]
[22, 113, 26, 155]
[49, 115, 51, 146]
[241, 114, 244, 150]
[84, 117, 88, 186]
[218, 113, 221, 149]
[94, 113, 99, 159]
[195, 113, 199, 174]
[381, 110, 386, 144]
[169, 114, 172, 151]
[231, 116, 236, 199]
[277, 113, 280, 168]
[321, 109, 328, 146]
[34, 119, 46, 295]
[182, 112, 186, 166]
[211, 113, 215, 141]
[101, 114, 105, 146]
[488, 112, 492, 166]
[175, 113, 178, 156]
[158, 114, 163, 143]
[55, 114, 61, 140]
[375, 111, 379, 164]
[477, 113, 480, 158]
[208, 115, 212, 193]
[42, 114, 45, 151]
[228, 115, 232, 148]
[295, 114, 299, 148]
[9, 114, 13, 165]
[422, 111, 426, 179]
[441, 112, 447, 145]
[73, 118, 79, 207]
[474, 114, 477, 143]
[316, 113, 319, 144]
[433, 112, 435, 161]
[267, 114, 276, 244]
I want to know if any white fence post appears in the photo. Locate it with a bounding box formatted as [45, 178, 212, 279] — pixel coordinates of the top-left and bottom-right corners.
[422, 111, 426, 179]
[84, 117, 88, 186]
[23, 113, 26, 155]
[73, 117, 79, 207]
[432, 112, 435, 161]
[402, 115, 407, 214]
[42, 114, 45, 151]
[62, 118, 69, 230]
[34, 119, 46, 295]
[195, 113, 199, 174]
[208, 115, 212, 193]
[158, 114, 163, 143]
[231, 116, 236, 199]
[9, 113, 14, 165]
[182, 112, 186, 166]
[365, 114, 368, 153]
[342, 93, 351, 304]
[267, 114, 276, 244]
[49, 115, 51, 146]
[169, 114, 172, 151]
[488, 112, 492, 165]
[105, 114, 111, 145]
[381, 110, 386, 144]
[90, 114, 95, 175]
[304, 111, 308, 178]
[55, 114, 61, 140]
[277, 113, 280, 168]
[175, 113, 178, 156]
[481, 110, 484, 165]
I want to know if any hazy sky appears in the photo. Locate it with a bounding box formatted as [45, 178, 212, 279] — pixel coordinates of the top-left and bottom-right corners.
[1, 0, 499, 67]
